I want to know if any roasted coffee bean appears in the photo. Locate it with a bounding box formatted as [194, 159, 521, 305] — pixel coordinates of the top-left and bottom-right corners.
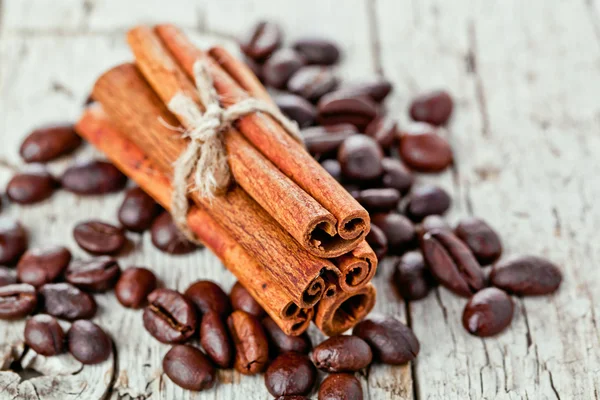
[365, 116, 397, 149]
[40, 282, 97, 320]
[353, 314, 419, 365]
[318, 373, 363, 400]
[0, 267, 17, 287]
[6, 166, 58, 204]
[73, 220, 126, 255]
[292, 38, 340, 65]
[0, 217, 28, 265]
[371, 213, 416, 253]
[381, 158, 414, 194]
[276, 396, 308, 400]
[417, 215, 451, 238]
[338, 135, 384, 181]
[184, 280, 231, 317]
[150, 212, 197, 255]
[262, 316, 312, 354]
[265, 352, 316, 397]
[68, 320, 112, 364]
[302, 124, 357, 157]
[65, 257, 121, 292]
[490, 255, 562, 295]
[421, 229, 485, 297]
[409, 90, 453, 126]
[462, 287, 514, 337]
[336, 80, 393, 103]
[240, 21, 282, 61]
[455, 217, 502, 265]
[17, 246, 71, 287]
[405, 184, 451, 221]
[118, 187, 162, 232]
[321, 159, 343, 182]
[163, 344, 216, 391]
[393, 251, 433, 301]
[0, 284, 37, 320]
[263, 49, 306, 89]
[115, 267, 157, 308]
[61, 160, 127, 195]
[274, 94, 317, 128]
[143, 288, 197, 344]
[311, 335, 372, 372]
[228, 310, 269, 375]
[288, 66, 338, 102]
[356, 188, 400, 212]
[200, 311, 234, 368]
[24, 314, 65, 356]
[20, 124, 82, 163]
[366, 224, 388, 260]
[230, 281, 265, 317]
[318, 95, 379, 131]
[399, 123, 453, 172]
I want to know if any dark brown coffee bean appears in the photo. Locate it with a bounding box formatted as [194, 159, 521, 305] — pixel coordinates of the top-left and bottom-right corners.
[20, 124, 82, 163]
[276, 396, 308, 400]
[292, 38, 340, 65]
[318, 373, 363, 400]
[356, 188, 400, 212]
[409, 90, 453, 126]
[288, 66, 339, 102]
[7, 166, 58, 204]
[462, 287, 514, 337]
[265, 352, 317, 397]
[118, 187, 162, 232]
[184, 280, 231, 317]
[337, 135, 384, 181]
[311, 335, 372, 372]
[0, 267, 17, 287]
[68, 320, 112, 364]
[24, 314, 65, 356]
[65, 257, 121, 292]
[366, 224, 388, 260]
[115, 267, 157, 308]
[263, 49, 306, 89]
[421, 229, 485, 297]
[150, 212, 197, 255]
[262, 316, 311, 354]
[399, 123, 453, 172]
[163, 344, 216, 391]
[73, 221, 126, 255]
[40, 282, 97, 320]
[228, 310, 269, 375]
[490, 255, 562, 295]
[371, 213, 416, 254]
[336, 80, 393, 103]
[200, 311, 233, 368]
[454, 218, 502, 265]
[143, 288, 197, 344]
[353, 314, 419, 365]
[230, 281, 265, 317]
[393, 251, 433, 301]
[302, 124, 357, 157]
[0, 283, 37, 320]
[380, 158, 414, 194]
[318, 96, 379, 131]
[321, 159, 343, 182]
[417, 215, 452, 238]
[365, 116, 397, 149]
[17, 246, 71, 287]
[274, 94, 317, 128]
[405, 184, 451, 221]
[240, 21, 282, 61]
[61, 160, 127, 195]
[0, 217, 28, 265]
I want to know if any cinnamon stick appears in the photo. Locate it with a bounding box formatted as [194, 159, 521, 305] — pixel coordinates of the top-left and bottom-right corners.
[332, 241, 378, 293]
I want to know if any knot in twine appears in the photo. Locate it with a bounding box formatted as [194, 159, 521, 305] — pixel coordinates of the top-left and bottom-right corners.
[166, 60, 303, 241]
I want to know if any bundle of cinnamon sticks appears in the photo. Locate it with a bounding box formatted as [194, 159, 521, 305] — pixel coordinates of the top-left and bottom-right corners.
[75, 24, 377, 336]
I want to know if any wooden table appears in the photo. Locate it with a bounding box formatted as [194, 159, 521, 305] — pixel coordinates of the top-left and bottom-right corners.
[0, 0, 598, 398]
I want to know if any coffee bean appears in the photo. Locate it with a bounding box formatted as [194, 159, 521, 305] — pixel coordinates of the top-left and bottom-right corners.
[321, 159, 343, 182]
[380, 158, 413, 194]
[318, 373, 363, 400]
[336, 80, 393, 103]
[115, 267, 157, 308]
[356, 188, 400, 212]
[24, 314, 65, 356]
[228, 310, 269, 375]
[274, 94, 317, 128]
[265, 352, 316, 397]
[17, 246, 71, 287]
[184, 280, 232, 317]
[371, 213, 416, 254]
[40, 282, 97, 320]
[230, 281, 265, 317]
[318, 96, 379, 131]
[0, 217, 28, 265]
[352, 314, 419, 365]
[263, 49, 306, 89]
[365, 116, 397, 149]
[409, 90, 453, 126]
[61, 160, 127, 195]
[65, 257, 121, 292]
[240, 21, 282, 61]
[302, 124, 357, 157]
[276, 396, 308, 400]
[462, 287, 514, 337]
[454, 218, 502, 265]
[73, 221, 126, 255]
[163, 344, 216, 391]
[399, 123, 453, 172]
[68, 320, 112, 364]
[200, 311, 234, 368]
[405, 184, 451, 221]
[0, 283, 37, 320]
[366, 224, 388, 260]
[143, 288, 197, 344]
[312, 335, 372, 372]
[490, 255, 562, 295]
[417, 215, 451, 238]
[118, 187, 161, 232]
[421, 229, 485, 297]
[262, 316, 312, 354]
[288, 66, 339, 102]
[292, 38, 340, 65]
[150, 212, 197, 255]
[393, 251, 433, 301]
[337, 135, 384, 181]
[0, 267, 17, 287]
[20, 124, 82, 163]
[7, 166, 58, 204]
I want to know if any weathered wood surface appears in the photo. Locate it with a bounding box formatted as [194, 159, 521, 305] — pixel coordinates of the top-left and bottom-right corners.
[0, 0, 598, 399]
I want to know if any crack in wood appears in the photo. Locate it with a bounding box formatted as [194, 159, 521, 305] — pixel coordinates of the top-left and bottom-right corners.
[466, 20, 491, 137]
[366, 0, 384, 77]
[547, 368, 562, 400]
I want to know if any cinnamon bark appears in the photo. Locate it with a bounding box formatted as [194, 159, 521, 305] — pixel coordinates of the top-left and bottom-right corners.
[332, 241, 378, 293]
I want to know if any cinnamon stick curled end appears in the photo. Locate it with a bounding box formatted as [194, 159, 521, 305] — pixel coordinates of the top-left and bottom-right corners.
[333, 241, 378, 293]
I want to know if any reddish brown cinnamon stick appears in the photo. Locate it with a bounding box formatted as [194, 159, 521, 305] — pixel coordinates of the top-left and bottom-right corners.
[333, 241, 378, 293]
